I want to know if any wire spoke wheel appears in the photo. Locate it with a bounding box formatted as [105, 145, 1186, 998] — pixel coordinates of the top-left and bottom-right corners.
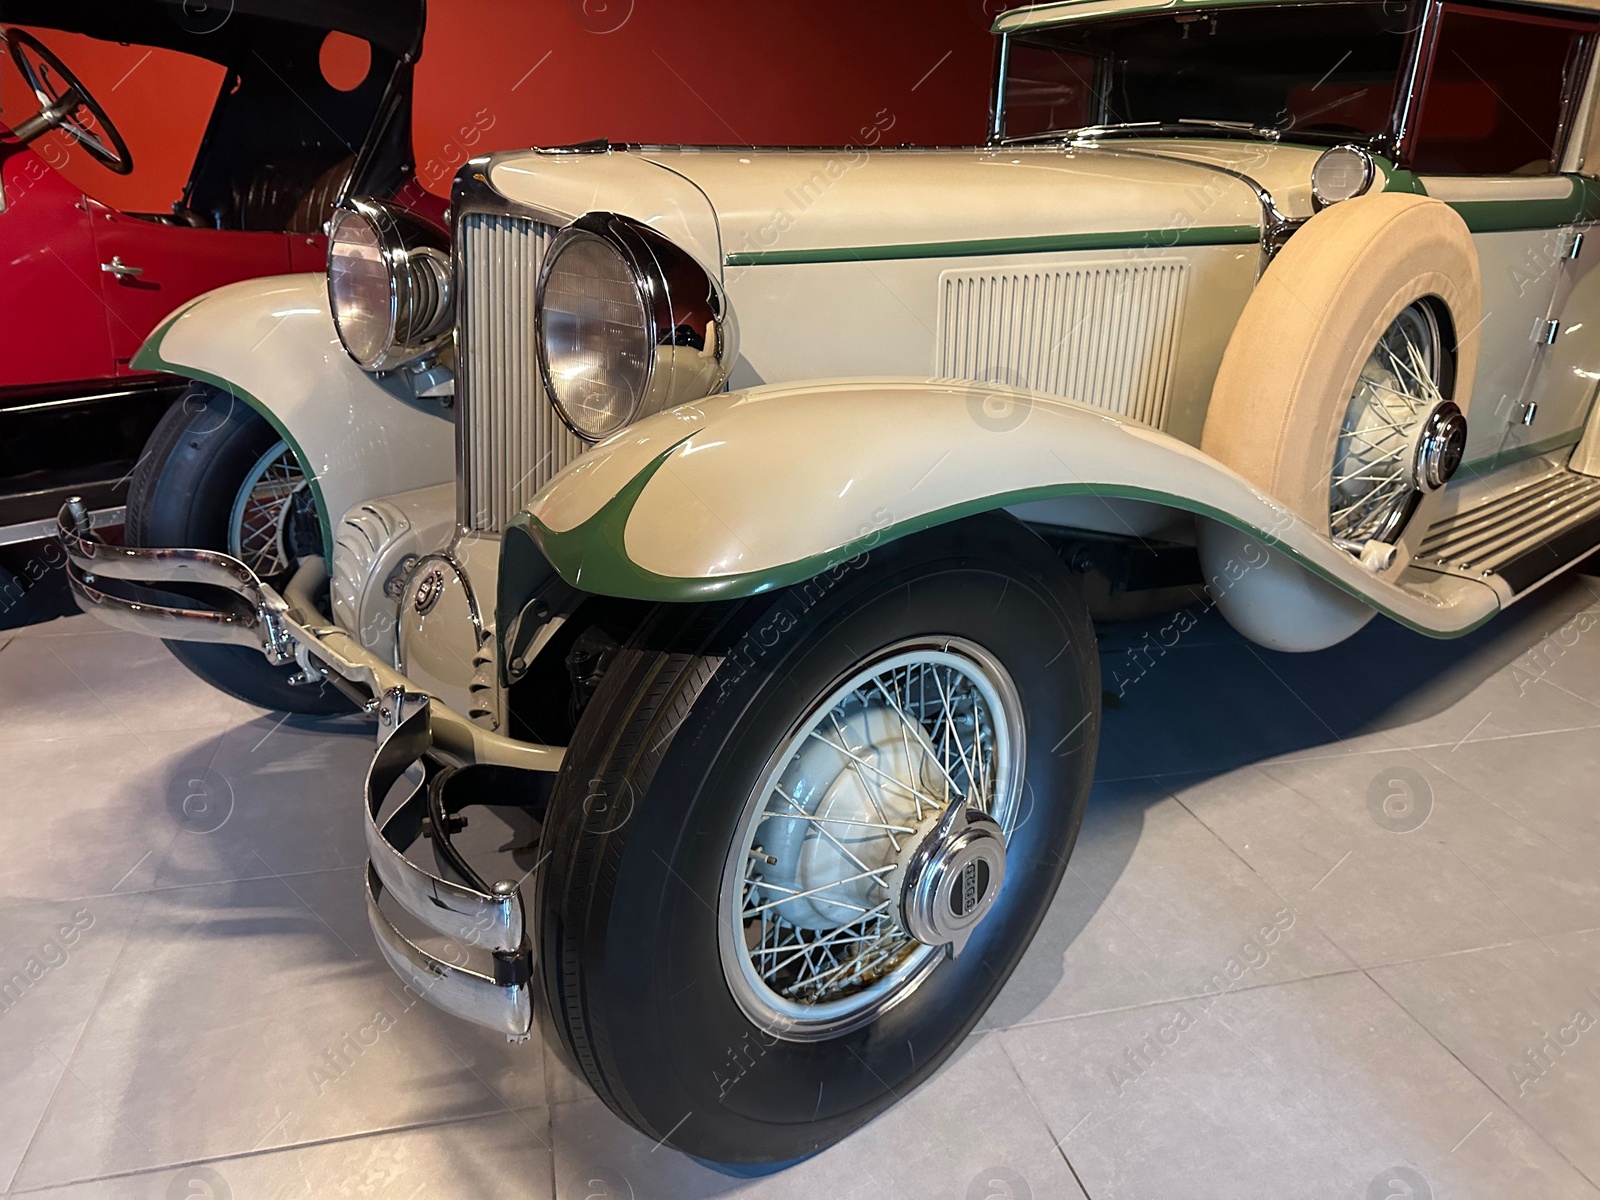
[720, 639, 1024, 1041]
[227, 440, 308, 579]
[1329, 301, 1443, 546]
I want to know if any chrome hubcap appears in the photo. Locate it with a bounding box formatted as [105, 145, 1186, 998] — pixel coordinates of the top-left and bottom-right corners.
[896, 801, 1007, 958]
[228, 440, 308, 578]
[1330, 301, 1460, 549]
[720, 640, 1024, 1041]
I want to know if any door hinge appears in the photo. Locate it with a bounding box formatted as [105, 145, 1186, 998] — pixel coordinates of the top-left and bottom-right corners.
[1538, 319, 1560, 346]
[1569, 230, 1585, 261]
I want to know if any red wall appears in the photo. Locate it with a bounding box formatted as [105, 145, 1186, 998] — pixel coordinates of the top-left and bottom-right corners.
[3, 2, 1025, 212]
[411, 0, 1016, 195]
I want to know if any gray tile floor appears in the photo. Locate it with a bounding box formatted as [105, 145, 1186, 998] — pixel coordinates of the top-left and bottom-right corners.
[3, 572, 1600, 1199]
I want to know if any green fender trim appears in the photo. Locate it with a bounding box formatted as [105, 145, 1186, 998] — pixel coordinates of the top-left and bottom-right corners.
[724, 224, 1263, 267]
[1382, 162, 1600, 233]
[132, 316, 334, 558]
[517, 443, 1497, 641]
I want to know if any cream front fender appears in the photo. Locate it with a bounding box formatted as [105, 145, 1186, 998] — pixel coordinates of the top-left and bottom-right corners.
[519, 379, 1502, 646]
[133, 274, 456, 555]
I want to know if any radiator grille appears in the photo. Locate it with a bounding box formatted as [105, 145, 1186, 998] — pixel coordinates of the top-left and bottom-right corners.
[458, 213, 586, 533]
[936, 261, 1189, 429]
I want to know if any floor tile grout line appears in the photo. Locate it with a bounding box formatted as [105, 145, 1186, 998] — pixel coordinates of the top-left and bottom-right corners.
[1091, 716, 1600, 785]
[4, 882, 166, 1194]
[4, 820, 353, 1188]
[1538, 674, 1600, 714]
[42, 641, 157, 755]
[1359, 965, 1600, 1191]
[1168, 783, 1361, 973]
[5, 1105, 553, 1195]
[1441, 845, 1564, 960]
[8, 781, 189, 1190]
[436, 1038, 554, 1153]
[991, 1032, 1096, 1199]
[2, 860, 378, 908]
[984, 965, 1368, 1034]
[1357, 924, 1600, 974]
[1405, 749, 1581, 862]
[1243, 745, 1582, 951]
[250, 849, 367, 965]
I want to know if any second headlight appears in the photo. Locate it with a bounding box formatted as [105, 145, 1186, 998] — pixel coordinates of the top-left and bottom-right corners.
[537, 213, 736, 442]
[328, 198, 454, 372]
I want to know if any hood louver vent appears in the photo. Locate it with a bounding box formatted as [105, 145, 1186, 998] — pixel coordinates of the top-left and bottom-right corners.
[936, 260, 1189, 430]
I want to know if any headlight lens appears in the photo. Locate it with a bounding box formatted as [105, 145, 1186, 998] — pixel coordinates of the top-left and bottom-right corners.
[538, 234, 651, 440]
[1311, 145, 1376, 210]
[328, 199, 453, 372]
[328, 208, 391, 367]
[537, 213, 737, 444]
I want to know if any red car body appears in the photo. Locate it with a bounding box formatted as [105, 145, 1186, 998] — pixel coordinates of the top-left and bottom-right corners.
[0, 142, 327, 392]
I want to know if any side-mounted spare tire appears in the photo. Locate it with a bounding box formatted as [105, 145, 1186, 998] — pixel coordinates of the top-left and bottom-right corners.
[1199, 192, 1482, 650]
[126, 384, 351, 714]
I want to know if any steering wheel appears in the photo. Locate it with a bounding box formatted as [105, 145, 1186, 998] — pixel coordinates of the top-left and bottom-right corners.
[4, 28, 133, 174]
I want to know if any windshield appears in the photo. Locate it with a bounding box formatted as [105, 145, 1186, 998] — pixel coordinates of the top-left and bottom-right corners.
[998, 2, 1418, 145]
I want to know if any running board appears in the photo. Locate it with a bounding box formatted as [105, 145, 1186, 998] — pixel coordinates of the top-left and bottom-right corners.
[1412, 468, 1600, 596]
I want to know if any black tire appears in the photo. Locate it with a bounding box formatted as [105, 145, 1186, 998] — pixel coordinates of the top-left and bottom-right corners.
[126, 384, 350, 714]
[537, 514, 1100, 1164]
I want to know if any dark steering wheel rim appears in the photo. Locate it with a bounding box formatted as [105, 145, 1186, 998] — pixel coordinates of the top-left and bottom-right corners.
[4, 28, 133, 175]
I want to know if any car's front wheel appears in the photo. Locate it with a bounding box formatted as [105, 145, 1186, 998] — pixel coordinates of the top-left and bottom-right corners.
[126, 384, 350, 714]
[537, 515, 1100, 1163]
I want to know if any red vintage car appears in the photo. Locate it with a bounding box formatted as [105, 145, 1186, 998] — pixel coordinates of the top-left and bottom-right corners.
[0, 0, 425, 620]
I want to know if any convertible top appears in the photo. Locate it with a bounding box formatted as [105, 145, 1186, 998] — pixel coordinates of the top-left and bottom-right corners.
[0, 0, 423, 228]
[995, 0, 1600, 32]
[0, 0, 424, 59]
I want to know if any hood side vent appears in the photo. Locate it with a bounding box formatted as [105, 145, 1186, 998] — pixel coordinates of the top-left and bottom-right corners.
[936, 260, 1189, 430]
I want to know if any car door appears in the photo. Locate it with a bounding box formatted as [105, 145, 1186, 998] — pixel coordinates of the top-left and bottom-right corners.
[87, 199, 296, 375]
[1405, 3, 1599, 472]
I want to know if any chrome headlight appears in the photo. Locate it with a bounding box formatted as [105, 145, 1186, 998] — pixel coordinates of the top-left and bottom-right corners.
[328, 198, 453, 372]
[1310, 145, 1377, 211]
[536, 213, 737, 442]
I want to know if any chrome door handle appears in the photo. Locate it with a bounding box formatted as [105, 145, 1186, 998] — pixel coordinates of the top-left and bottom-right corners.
[101, 256, 144, 279]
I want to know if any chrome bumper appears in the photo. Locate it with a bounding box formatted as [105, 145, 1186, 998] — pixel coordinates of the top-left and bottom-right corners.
[58, 500, 557, 1041]
[364, 689, 535, 1039]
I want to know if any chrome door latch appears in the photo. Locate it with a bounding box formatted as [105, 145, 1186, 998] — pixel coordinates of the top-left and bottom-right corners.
[100, 255, 144, 280]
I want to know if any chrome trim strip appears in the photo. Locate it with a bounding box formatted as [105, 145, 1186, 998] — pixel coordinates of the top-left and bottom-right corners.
[0, 504, 122, 547]
[1081, 144, 1298, 268]
[1391, 0, 1440, 162]
[63, 527, 267, 596]
[67, 570, 264, 648]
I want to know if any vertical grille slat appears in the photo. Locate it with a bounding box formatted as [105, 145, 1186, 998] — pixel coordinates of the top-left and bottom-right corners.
[936, 261, 1189, 429]
[458, 213, 585, 533]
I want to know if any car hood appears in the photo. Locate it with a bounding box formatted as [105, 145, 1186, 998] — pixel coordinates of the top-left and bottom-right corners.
[483, 143, 1275, 277]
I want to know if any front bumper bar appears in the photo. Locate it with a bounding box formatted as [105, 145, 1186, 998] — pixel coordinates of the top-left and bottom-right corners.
[57, 501, 558, 1041]
[364, 689, 534, 1038]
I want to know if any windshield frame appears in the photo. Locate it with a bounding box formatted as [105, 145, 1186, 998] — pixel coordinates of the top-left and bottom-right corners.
[987, 0, 1435, 153]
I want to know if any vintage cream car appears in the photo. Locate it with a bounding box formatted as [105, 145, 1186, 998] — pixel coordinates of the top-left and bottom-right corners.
[57, 0, 1600, 1164]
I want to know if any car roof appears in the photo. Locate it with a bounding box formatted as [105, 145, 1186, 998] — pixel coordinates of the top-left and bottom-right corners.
[993, 0, 1600, 33]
